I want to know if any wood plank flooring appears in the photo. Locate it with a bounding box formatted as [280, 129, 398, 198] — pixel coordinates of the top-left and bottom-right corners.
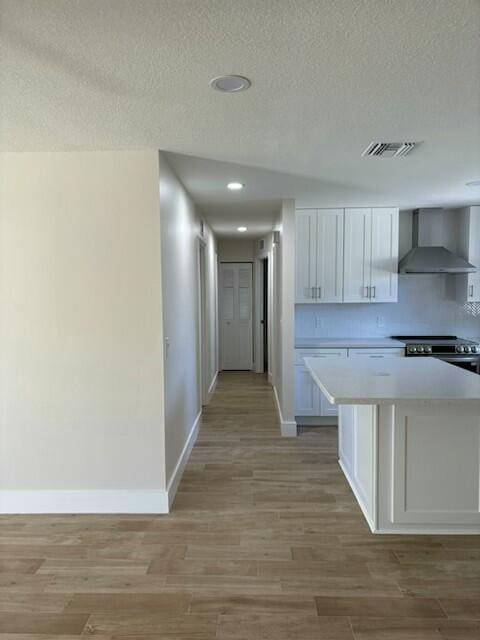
[1, 371, 479, 638]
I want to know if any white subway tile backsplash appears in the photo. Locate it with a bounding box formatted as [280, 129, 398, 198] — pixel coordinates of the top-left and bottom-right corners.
[295, 275, 480, 341]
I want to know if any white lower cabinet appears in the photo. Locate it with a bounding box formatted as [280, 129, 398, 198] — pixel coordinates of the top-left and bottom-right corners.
[294, 366, 321, 415]
[294, 349, 347, 418]
[294, 346, 404, 418]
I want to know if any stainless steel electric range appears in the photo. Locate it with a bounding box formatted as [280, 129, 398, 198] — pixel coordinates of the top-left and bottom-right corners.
[391, 335, 480, 374]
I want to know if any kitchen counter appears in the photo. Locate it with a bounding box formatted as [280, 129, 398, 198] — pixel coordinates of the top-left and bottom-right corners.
[296, 337, 405, 349]
[304, 356, 480, 406]
[304, 356, 480, 535]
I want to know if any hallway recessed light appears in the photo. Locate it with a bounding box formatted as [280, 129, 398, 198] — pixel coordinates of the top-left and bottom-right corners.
[237, 226, 247, 232]
[227, 182, 244, 191]
[210, 75, 251, 93]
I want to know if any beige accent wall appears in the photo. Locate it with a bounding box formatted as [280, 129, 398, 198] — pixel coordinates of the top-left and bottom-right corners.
[0, 151, 166, 491]
[218, 238, 254, 262]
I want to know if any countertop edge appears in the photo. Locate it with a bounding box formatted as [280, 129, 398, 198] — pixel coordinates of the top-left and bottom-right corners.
[304, 358, 480, 406]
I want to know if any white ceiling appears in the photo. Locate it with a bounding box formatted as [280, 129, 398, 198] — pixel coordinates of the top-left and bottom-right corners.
[2, 0, 479, 237]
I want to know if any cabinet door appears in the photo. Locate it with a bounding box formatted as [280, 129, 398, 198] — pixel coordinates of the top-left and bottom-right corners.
[370, 208, 399, 302]
[466, 273, 480, 302]
[343, 209, 372, 302]
[316, 209, 344, 302]
[295, 210, 317, 303]
[294, 365, 321, 415]
[466, 207, 480, 301]
[320, 390, 339, 417]
[467, 206, 480, 268]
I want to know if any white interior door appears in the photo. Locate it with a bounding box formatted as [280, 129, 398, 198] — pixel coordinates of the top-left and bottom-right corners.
[220, 263, 253, 370]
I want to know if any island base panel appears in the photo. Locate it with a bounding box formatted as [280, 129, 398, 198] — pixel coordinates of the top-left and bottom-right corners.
[338, 403, 480, 534]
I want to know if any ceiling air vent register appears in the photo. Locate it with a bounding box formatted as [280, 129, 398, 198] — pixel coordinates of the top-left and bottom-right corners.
[362, 142, 417, 157]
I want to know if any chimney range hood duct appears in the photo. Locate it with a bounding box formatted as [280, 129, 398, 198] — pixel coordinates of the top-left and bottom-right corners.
[398, 208, 476, 274]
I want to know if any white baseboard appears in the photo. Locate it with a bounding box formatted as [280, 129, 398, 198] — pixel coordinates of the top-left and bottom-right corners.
[0, 411, 203, 516]
[296, 416, 338, 426]
[0, 490, 169, 514]
[207, 371, 218, 403]
[273, 385, 297, 437]
[166, 409, 201, 510]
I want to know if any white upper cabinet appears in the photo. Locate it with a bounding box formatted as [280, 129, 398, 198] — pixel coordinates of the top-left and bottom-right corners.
[296, 207, 399, 304]
[344, 208, 399, 303]
[295, 209, 344, 303]
[457, 206, 480, 303]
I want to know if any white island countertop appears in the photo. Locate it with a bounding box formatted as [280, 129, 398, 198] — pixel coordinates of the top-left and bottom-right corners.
[296, 337, 405, 349]
[304, 356, 480, 405]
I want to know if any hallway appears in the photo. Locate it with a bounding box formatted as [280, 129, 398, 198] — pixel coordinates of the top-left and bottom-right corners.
[0, 372, 478, 638]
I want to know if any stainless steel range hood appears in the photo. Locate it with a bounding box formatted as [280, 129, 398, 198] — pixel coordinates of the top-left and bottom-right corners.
[399, 208, 476, 274]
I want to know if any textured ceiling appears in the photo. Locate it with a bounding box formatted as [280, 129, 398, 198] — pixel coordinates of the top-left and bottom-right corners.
[1, 0, 480, 237]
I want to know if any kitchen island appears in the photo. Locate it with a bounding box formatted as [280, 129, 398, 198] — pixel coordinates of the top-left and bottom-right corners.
[304, 357, 480, 534]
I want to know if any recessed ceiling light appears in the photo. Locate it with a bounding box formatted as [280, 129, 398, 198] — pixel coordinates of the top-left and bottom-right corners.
[210, 75, 251, 93]
[237, 226, 247, 233]
[466, 180, 480, 188]
[227, 182, 244, 191]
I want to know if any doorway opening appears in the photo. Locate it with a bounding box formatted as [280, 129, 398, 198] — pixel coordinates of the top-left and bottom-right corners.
[262, 257, 269, 373]
[254, 255, 270, 374]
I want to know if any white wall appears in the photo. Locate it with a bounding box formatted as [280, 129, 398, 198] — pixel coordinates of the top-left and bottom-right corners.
[0, 152, 167, 506]
[271, 200, 296, 436]
[158, 154, 218, 487]
[218, 238, 254, 262]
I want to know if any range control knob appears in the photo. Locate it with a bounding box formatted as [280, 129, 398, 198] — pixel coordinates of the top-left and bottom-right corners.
[472, 346, 478, 353]
[456, 345, 464, 353]
[409, 346, 417, 353]
[464, 346, 471, 353]
[417, 346, 424, 353]
[425, 346, 432, 354]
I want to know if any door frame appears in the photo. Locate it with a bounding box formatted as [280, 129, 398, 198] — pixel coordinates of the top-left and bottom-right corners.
[197, 237, 209, 406]
[219, 261, 254, 371]
[254, 252, 269, 373]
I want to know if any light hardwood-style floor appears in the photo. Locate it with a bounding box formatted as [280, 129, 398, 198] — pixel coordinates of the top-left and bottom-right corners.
[1, 371, 479, 639]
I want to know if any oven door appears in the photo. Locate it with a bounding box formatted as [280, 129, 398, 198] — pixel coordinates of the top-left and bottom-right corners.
[436, 355, 480, 374]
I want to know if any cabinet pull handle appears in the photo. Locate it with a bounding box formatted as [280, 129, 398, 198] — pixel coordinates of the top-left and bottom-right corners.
[317, 286, 322, 298]
[469, 284, 474, 297]
[364, 286, 370, 298]
[311, 286, 316, 298]
[371, 285, 376, 298]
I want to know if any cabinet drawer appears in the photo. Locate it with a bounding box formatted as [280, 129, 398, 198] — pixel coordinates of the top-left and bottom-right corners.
[348, 348, 404, 358]
[294, 348, 348, 365]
